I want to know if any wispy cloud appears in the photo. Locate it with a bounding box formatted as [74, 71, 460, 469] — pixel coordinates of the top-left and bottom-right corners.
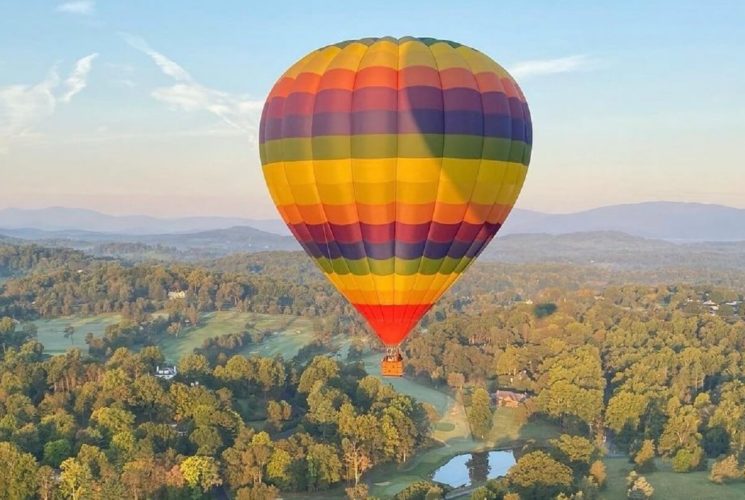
[61, 53, 98, 102]
[56, 1, 95, 15]
[508, 55, 596, 79]
[122, 33, 262, 133]
[0, 54, 98, 152]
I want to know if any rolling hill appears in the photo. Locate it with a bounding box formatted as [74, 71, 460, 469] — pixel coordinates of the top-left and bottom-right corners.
[2, 202, 744, 242]
[0, 207, 289, 235]
[501, 202, 745, 241]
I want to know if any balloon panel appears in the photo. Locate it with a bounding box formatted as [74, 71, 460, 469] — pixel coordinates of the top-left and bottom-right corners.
[259, 37, 532, 345]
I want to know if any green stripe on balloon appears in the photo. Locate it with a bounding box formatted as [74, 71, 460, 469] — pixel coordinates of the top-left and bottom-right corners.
[262, 135, 531, 164]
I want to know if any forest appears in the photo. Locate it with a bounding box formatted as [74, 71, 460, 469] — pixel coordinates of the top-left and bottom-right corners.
[1, 242, 745, 499]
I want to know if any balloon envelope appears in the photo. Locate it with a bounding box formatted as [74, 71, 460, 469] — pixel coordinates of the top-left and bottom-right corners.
[259, 37, 532, 346]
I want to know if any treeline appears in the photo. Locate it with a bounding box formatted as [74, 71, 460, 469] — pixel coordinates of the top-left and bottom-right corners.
[0, 244, 91, 277]
[0, 333, 430, 499]
[2, 243, 744, 326]
[404, 284, 745, 498]
[0, 252, 350, 321]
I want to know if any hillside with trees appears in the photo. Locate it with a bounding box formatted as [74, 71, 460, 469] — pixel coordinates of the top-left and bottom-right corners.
[1, 242, 745, 498]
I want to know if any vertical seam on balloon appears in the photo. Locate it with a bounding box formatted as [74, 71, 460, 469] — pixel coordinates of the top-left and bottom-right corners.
[417, 45, 487, 312]
[424, 50, 506, 306]
[272, 53, 327, 274]
[488, 66, 530, 246]
[458, 56, 522, 274]
[392, 37, 402, 342]
[400, 39, 446, 333]
[278, 48, 356, 306]
[348, 41, 386, 326]
[308, 47, 371, 316]
[491, 72, 531, 248]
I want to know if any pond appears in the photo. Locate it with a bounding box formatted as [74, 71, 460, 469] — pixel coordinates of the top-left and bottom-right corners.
[432, 450, 516, 488]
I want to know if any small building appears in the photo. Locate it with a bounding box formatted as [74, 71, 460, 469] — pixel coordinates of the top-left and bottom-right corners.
[155, 365, 177, 380]
[493, 390, 528, 408]
[168, 290, 187, 300]
[169, 423, 187, 437]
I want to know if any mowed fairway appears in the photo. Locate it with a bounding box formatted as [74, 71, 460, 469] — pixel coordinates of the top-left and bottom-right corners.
[360, 352, 452, 415]
[602, 457, 745, 500]
[158, 311, 317, 362]
[33, 314, 122, 355]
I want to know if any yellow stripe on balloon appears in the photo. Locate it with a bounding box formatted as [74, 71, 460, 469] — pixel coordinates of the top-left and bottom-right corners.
[264, 160, 527, 206]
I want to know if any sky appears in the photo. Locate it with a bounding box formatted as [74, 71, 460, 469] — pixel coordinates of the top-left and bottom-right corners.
[1, 0, 744, 218]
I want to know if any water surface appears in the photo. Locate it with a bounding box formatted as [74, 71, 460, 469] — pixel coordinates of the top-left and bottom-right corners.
[432, 450, 516, 488]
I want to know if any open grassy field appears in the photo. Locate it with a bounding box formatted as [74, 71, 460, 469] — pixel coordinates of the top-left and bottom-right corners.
[157, 311, 317, 362]
[602, 457, 745, 500]
[360, 352, 453, 415]
[488, 407, 560, 446]
[33, 314, 122, 355]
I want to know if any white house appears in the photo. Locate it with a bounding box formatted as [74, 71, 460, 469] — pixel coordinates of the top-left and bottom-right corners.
[155, 365, 177, 380]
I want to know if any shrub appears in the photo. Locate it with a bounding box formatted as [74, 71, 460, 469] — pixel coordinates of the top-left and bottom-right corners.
[633, 440, 656, 472]
[626, 471, 654, 499]
[709, 455, 741, 484]
[671, 446, 703, 473]
[589, 460, 607, 488]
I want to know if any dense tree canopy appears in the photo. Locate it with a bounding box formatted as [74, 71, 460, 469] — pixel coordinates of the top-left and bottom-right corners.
[1, 242, 745, 498]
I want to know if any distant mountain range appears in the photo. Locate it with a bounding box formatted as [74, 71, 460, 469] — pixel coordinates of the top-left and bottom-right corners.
[1, 205, 744, 269]
[500, 202, 745, 242]
[0, 207, 290, 235]
[1, 202, 744, 243]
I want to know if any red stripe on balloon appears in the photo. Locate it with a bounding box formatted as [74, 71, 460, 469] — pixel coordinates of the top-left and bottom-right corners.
[353, 303, 433, 345]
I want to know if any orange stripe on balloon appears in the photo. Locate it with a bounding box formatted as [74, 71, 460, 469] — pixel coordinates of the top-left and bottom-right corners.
[267, 67, 528, 102]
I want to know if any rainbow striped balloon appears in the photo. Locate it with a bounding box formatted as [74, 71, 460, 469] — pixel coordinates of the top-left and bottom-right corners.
[259, 37, 531, 346]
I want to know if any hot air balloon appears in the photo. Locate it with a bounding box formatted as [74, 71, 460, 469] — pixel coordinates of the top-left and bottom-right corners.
[259, 37, 531, 376]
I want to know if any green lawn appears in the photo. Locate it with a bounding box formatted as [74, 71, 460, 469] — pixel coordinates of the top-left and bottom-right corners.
[360, 352, 452, 415]
[488, 407, 560, 446]
[33, 314, 122, 355]
[367, 437, 483, 499]
[157, 311, 317, 362]
[29, 310, 319, 362]
[602, 457, 745, 500]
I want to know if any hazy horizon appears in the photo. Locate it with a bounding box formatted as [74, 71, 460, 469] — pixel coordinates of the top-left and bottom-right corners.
[2, 1, 744, 218]
[2, 199, 745, 221]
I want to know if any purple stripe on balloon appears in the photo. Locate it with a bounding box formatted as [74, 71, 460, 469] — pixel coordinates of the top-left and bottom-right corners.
[283, 92, 315, 115]
[352, 87, 398, 111]
[263, 111, 526, 140]
[298, 223, 501, 260]
[294, 221, 485, 245]
[482, 92, 509, 115]
[397, 86, 443, 111]
[314, 89, 353, 113]
[442, 87, 483, 112]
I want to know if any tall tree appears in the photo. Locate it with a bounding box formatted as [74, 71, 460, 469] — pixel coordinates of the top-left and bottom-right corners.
[180, 456, 222, 493]
[506, 451, 573, 500]
[0, 442, 38, 500]
[468, 388, 493, 440]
